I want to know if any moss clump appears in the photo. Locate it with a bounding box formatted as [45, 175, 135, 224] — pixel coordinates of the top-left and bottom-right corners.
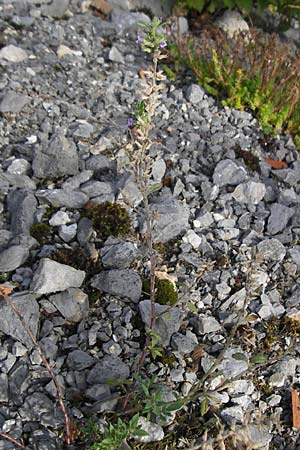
[30, 223, 52, 244]
[0, 272, 9, 283]
[84, 201, 131, 242]
[143, 278, 178, 306]
[51, 247, 98, 274]
[158, 350, 177, 368]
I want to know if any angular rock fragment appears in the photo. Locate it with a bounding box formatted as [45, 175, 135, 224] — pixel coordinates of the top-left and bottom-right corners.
[7, 190, 37, 235]
[36, 189, 88, 208]
[0, 245, 29, 272]
[49, 288, 89, 322]
[232, 181, 266, 204]
[267, 203, 294, 235]
[149, 190, 190, 243]
[91, 269, 142, 303]
[66, 350, 95, 371]
[87, 355, 130, 384]
[213, 159, 248, 187]
[31, 258, 85, 295]
[139, 300, 185, 346]
[257, 238, 286, 261]
[0, 292, 40, 349]
[0, 45, 28, 63]
[100, 238, 139, 269]
[0, 92, 30, 113]
[32, 130, 79, 178]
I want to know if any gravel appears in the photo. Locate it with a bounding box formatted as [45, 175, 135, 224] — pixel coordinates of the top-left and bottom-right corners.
[0, 2, 300, 448]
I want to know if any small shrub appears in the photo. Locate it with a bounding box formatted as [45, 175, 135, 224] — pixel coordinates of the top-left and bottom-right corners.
[30, 223, 52, 244]
[51, 247, 98, 273]
[143, 277, 178, 306]
[84, 201, 131, 241]
[182, 27, 300, 144]
[174, 0, 300, 19]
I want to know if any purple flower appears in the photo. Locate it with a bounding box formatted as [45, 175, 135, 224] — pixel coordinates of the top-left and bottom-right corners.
[136, 35, 143, 44]
[159, 41, 167, 48]
[127, 118, 134, 127]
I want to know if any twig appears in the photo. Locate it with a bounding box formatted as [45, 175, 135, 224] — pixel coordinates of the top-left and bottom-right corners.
[0, 432, 29, 450]
[3, 294, 72, 446]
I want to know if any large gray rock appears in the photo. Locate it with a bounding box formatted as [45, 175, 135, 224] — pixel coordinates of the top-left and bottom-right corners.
[41, 0, 69, 18]
[100, 238, 139, 269]
[66, 350, 95, 371]
[0, 292, 40, 349]
[217, 10, 250, 38]
[267, 203, 294, 235]
[232, 181, 266, 204]
[0, 373, 8, 403]
[109, 0, 174, 15]
[91, 269, 142, 303]
[36, 189, 88, 208]
[80, 180, 114, 199]
[134, 417, 164, 443]
[0, 45, 28, 63]
[149, 191, 190, 243]
[0, 173, 36, 190]
[87, 355, 130, 384]
[191, 314, 222, 335]
[111, 11, 150, 34]
[257, 238, 286, 261]
[0, 92, 30, 113]
[171, 331, 198, 354]
[213, 159, 248, 187]
[0, 244, 29, 272]
[49, 288, 89, 323]
[20, 392, 64, 428]
[186, 84, 205, 105]
[32, 130, 79, 179]
[139, 300, 185, 346]
[31, 258, 86, 295]
[7, 190, 37, 235]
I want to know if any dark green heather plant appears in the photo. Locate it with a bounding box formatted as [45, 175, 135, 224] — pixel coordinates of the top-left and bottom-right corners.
[182, 27, 300, 145]
[174, 0, 300, 18]
[84, 201, 131, 241]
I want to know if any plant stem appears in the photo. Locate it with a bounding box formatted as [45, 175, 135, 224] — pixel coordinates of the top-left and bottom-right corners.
[0, 432, 29, 450]
[3, 294, 72, 446]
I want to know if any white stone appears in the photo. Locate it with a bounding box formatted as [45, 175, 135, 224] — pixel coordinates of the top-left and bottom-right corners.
[183, 229, 202, 249]
[49, 211, 70, 227]
[58, 223, 77, 242]
[134, 417, 164, 443]
[109, 46, 124, 64]
[152, 159, 166, 181]
[7, 159, 31, 175]
[217, 10, 250, 38]
[57, 45, 82, 58]
[232, 181, 266, 204]
[0, 45, 28, 63]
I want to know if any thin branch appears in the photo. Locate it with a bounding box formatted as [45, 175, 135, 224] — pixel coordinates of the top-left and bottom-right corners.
[3, 294, 72, 446]
[0, 432, 29, 450]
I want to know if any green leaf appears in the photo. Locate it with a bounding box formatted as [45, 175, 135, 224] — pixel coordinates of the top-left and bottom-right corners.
[164, 400, 184, 412]
[236, 0, 252, 13]
[250, 353, 267, 364]
[257, 0, 270, 11]
[186, 0, 205, 12]
[187, 301, 198, 313]
[232, 352, 248, 362]
[200, 397, 209, 416]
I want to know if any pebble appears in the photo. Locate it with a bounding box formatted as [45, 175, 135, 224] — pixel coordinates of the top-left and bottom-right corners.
[0, 45, 28, 63]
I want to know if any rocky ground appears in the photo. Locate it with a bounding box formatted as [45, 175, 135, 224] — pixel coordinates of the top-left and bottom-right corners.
[1, 1, 300, 449]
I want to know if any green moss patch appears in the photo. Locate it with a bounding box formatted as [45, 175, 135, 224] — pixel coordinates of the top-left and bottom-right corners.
[143, 277, 178, 306]
[84, 201, 131, 242]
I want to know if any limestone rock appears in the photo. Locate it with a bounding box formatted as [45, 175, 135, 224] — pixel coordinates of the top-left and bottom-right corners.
[31, 258, 85, 295]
